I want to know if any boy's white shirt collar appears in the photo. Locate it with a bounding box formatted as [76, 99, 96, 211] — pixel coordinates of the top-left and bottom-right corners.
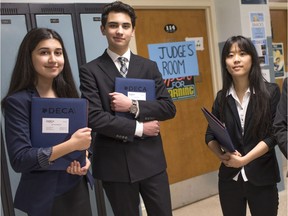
[107, 48, 131, 63]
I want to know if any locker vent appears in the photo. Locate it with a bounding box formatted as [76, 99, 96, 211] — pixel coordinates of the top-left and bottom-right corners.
[40, 8, 65, 14]
[0, 8, 18, 15]
[83, 7, 99, 13]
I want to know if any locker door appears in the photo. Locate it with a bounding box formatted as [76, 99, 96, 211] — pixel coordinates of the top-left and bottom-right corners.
[1, 4, 30, 216]
[1, 16, 28, 98]
[75, 4, 113, 216]
[29, 4, 83, 89]
[75, 3, 107, 63]
[80, 13, 108, 62]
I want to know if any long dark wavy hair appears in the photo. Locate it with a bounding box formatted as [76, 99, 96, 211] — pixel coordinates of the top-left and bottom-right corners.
[101, 1, 137, 28]
[1, 28, 79, 109]
[220, 35, 271, 138]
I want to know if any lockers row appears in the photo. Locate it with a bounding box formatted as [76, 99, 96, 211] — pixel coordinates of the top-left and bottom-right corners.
[1, 3, 109, 99]
[1, 3, 113, 216]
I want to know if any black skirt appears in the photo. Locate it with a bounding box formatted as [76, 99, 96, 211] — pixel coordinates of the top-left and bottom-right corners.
[50, 177, 92, 216]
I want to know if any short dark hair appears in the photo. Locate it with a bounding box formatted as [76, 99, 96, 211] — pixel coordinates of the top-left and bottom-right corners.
[101, 1, 136, 28]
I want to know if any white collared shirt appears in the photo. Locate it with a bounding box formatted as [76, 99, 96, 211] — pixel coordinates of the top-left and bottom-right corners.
[227, 85, 253, 182]
[106, 48, 143, 137]
[107, 48, 131, 72]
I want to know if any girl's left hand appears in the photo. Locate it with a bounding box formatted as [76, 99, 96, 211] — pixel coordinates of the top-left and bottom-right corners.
[66, 158, 91, 176]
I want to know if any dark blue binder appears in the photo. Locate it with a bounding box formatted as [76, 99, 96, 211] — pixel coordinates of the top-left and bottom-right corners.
[115, 77, 156, 118]
[201, 107, 235, 152]
[31, 97, 88, 170]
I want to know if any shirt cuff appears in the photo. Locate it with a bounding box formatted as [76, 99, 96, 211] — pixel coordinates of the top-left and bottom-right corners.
[135, 121, 143, 137]
[37, 147, 53, 168]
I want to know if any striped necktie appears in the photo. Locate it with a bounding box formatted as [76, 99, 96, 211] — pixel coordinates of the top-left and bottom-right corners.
[118, 57, 128, 77]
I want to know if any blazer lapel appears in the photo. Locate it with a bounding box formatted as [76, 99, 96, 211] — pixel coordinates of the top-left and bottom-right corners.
[244, 95, 254, 131]
[227, 95, 242, 130]
[98, 51, 123, 81]
[126, 53, 143, 78]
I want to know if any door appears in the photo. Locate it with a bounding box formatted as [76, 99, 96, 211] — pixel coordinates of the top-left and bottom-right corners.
[270, 9, 287, 89]
[135, 9, 219, 184]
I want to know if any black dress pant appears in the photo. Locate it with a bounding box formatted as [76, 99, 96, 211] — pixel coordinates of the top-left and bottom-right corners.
[50, 177, 92, 216]
[102, 170, 172, 216]
[219, 175, 278, 216]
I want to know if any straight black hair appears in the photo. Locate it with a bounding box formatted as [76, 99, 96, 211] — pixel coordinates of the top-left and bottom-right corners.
[220, 35, 271, 138]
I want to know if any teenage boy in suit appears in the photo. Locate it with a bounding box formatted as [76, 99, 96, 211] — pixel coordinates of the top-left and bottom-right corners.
[79, 1, 176, 216]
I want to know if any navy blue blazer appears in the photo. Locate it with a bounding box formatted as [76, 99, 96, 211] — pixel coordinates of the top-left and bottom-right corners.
[4, 89, 82, 216]
[79, 51, 176, 183]
[205, 82, 281, 186]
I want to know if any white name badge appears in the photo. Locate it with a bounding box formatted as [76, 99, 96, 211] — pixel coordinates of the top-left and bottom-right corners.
[42, 118, 69, 133]
[127, 92, 147, 101]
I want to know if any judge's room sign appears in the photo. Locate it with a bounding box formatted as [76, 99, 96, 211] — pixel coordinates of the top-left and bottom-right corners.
[148, 41, 199, 101]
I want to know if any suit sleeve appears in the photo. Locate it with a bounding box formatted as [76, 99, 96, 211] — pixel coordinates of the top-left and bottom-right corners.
[79, 63, 137, 142]
[137, 61, 176, 122]
[273, 78, 288, 158]
[263, 83, 281, 150]
[4, 94, 51, 172]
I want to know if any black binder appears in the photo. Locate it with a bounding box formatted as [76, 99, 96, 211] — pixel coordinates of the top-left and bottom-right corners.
[201, 107, 235, 152]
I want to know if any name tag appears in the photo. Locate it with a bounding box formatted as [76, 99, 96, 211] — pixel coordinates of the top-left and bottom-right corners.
[42, 118, 69, 133]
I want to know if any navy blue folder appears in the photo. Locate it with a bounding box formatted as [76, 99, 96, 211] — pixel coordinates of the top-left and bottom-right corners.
[31, 97, 88, 170]
[201, 107, 235, 152]
[115, 77, 156, 118]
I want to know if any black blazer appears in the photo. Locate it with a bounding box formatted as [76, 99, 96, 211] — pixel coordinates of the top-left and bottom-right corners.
[79, 51, 176, 183]
[274, 77, 287, 158]
[205, 82, 281, 186]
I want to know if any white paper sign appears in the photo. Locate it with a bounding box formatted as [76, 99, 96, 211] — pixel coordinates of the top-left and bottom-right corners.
[42, 118, 69, 133]
[127, 92, 147, 101]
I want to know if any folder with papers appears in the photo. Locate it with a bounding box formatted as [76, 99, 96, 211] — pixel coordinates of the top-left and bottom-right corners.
[31, 97, 88, 170]
[115, 77, 156, 118]
[201, 107, 235, 152]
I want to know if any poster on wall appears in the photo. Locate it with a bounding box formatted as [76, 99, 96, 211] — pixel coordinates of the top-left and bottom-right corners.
[164, 76, 196, 101]
[272, 43, 285, 78]
[148, 41, 199, 101]
[252, 39, 268, 65]
[250, 12, 269, 65]
[148, 41, 199, 79]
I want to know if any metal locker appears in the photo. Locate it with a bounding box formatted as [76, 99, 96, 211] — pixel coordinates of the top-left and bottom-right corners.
[80, 13, 108, 63]
[75, 3, 108, 64]
[1, 4, 31, 216]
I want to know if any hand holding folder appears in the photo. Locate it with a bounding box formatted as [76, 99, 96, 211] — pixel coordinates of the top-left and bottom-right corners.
[31, 98, 88, 170]
[201, 107, 235, 152]
[114, 77, 156, 118]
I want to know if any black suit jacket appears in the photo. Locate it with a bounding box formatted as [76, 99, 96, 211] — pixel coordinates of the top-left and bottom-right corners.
[79, 51, 176, 183]
[205, 82, 281, 186]
[274, 77, 288, 158]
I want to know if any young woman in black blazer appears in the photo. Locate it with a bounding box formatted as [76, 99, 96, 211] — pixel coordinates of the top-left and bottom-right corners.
[205, 35, 280, 216]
